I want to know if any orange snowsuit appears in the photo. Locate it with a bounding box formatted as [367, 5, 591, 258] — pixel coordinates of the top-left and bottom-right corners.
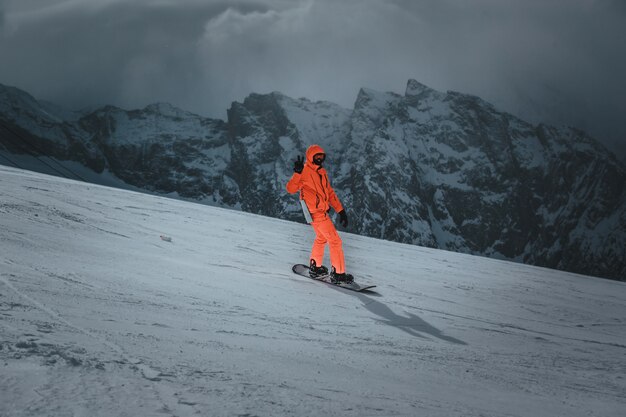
[286, 144, 346, 273]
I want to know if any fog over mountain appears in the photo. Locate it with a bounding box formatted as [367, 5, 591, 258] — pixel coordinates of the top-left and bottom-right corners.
[0, 0, 624, 159]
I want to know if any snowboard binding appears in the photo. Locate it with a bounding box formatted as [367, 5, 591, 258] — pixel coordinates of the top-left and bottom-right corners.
[309, 259, 328, 278]
[330, 267, 354, 284]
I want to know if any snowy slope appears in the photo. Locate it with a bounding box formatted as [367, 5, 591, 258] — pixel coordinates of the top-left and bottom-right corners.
[1, 166, 625, 416]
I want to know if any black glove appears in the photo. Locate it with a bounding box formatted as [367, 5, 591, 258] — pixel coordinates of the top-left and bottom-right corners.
[338, 210, 348, 227]
[294, 155, 304, 174]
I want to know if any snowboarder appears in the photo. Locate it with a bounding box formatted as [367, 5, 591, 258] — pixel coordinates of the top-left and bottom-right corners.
[286, 144, 353, 283]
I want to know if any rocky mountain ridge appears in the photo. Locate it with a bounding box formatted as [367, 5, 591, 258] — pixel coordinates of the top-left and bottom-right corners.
[1, 80, 624, 280]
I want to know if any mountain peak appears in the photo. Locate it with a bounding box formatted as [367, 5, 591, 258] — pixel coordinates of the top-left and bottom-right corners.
[354, 87, 401, 111]
[0, 83, 41, 112]
[405, 79, 433, 96]
[143, 102, 190, 118]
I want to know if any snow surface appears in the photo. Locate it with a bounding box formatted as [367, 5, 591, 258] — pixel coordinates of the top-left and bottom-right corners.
[1, 166, 625, 417]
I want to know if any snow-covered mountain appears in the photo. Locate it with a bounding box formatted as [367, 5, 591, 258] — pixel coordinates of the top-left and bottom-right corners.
[1, 165, 625, 416]
[0, 81, 624, 281]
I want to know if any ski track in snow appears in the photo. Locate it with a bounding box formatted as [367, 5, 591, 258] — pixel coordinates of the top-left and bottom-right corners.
[1, 165, 625, 416]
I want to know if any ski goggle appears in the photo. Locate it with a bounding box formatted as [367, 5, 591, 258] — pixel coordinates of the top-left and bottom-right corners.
[313, 153, 326, 164]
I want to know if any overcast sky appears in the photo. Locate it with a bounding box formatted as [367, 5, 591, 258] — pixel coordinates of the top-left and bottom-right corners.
[0, 0, 624, 158]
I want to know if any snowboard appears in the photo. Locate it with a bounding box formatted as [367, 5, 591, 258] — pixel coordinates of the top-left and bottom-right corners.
[292, 264, 376, 292]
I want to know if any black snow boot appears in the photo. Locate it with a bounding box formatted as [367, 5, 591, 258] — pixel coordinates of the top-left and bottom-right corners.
[309, 259, 328, 278]
[330, 267, 354, 284]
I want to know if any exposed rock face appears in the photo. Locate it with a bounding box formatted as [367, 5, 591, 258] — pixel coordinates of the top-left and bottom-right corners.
[1, 81, 624, 280]
[334, 81, 625, 281]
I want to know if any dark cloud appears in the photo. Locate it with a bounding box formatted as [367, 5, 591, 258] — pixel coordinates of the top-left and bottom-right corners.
[0, 0, 624, 159]
[0, 1, 5, 30]
[0, 0, 276, 112]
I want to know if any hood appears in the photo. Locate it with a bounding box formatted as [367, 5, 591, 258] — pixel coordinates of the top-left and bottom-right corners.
[305, 144, 326, 165]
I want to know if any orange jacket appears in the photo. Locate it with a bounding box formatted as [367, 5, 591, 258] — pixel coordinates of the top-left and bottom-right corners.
[286, 144, 344, 217]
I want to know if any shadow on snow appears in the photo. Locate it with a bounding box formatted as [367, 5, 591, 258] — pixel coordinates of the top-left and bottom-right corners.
[331, 286, 467, 345]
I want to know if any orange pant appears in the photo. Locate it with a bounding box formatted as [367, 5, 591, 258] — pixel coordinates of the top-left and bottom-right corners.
[310, 213, 345, 273]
